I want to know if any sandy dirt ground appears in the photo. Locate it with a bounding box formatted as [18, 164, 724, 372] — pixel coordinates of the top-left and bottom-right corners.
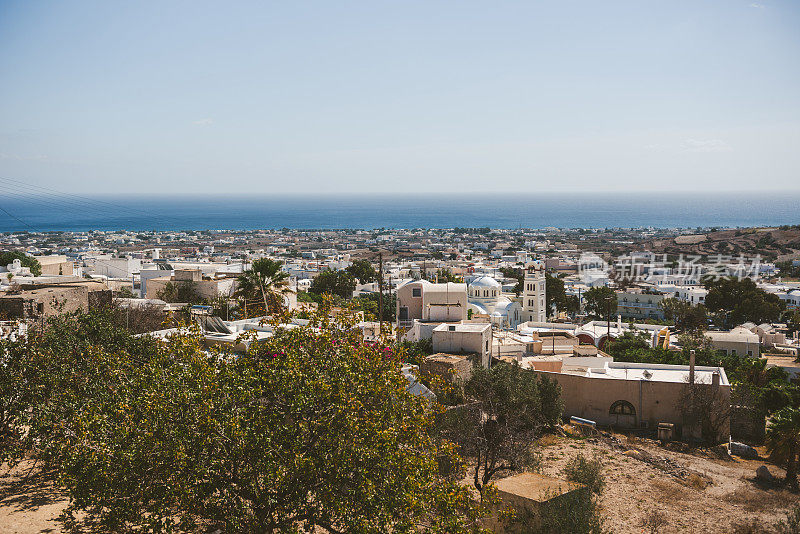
[2, 434, 800, 533]
[536, 431, 800, 534]
[0, 460, 68, 534]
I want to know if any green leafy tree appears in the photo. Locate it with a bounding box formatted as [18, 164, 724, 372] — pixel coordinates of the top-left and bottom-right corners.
[436, 268, 463, 283]
[605, 331, 650, 360]
[2, 308, 487, 532]
[441, 362, 563, 498]
[766, 406, 800, 490]
[583, 286, 617, 320]
[783, 309, 800, 336]
[235, 258, 290, 315]
[351, 292, 396, 322]
[704, 277, 785, 328]
[309, 270, 357, 300]
[345, 259, 377, 283]
[499, 267, 523, 296]
[564, 294, 580, 316]
[546, 273, 567, 316]
[661, 298, 709, 332]
[0, 250, 41, 276]
[117, 286, 136, 298]
[156, 280, 202, 304]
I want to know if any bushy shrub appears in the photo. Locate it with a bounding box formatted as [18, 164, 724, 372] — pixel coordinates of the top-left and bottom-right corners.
[562, 453, 605, 494]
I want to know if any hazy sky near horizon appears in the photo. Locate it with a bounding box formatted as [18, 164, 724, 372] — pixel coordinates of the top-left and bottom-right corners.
[1, 1, 799, 195]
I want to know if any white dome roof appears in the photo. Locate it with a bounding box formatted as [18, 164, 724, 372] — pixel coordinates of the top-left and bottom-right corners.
[469, 275, 501, 289]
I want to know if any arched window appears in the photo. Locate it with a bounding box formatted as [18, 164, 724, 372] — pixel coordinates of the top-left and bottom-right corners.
[609, 400, 636, 416]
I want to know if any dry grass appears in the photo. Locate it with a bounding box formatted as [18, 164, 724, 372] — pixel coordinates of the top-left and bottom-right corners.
[730, 518, 773, 534]
[724, 486, 796, 513]
[625, 434, 642, 445]
[685, 473, 709, 490]
[535, 434, 563, 447]
[650, 478, 688, 500]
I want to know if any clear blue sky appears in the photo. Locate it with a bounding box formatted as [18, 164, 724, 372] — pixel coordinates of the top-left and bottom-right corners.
[1, 1, 798, 194]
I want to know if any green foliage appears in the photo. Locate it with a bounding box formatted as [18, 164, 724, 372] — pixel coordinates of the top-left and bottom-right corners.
[776, 505, 800, 534]
[776, 261, 800, 279]
[565, 294, 580, 315]
[156, 280, 202, 304]
[309, 269, 357, 299]
[528, 491, 604, 534]
[604, 331, 650, 360]
[442, 362, 562, 496]
[562, 454, 605, 494]
[296, 290, 320, 303]
[1, 308, 486, 532]
[0, 250, 41, 276]
[398, 338, 434, 367]
[583, 286, 617, 320]
[661, 298, 709, 332]
[350, 292, 396, 321]
[704, 277, 785, 328]
[117, 286, 136, 298]
[235, 258, 290, 314]
[784, 309, 800, 336]
[499, 267, 523, 296]
[345, 259, 377, 283]
[546, 273, 568, 316]
[436, 268, 463, 283]
[766, 406, 800, 490]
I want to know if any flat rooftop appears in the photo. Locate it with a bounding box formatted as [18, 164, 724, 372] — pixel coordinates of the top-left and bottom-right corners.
[426, 353, 469, 363]
[433, 323, 490, 332]
[560, 361, 729, 385]
[494, 472, 582, 502]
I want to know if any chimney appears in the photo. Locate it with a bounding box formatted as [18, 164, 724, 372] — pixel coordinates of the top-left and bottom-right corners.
[689, 349, 696, 385]
[712, 371, 720, 388]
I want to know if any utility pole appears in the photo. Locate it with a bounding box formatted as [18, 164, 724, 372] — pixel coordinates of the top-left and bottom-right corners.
[606, 293, 611, 350]
[378, 252, 384, 336]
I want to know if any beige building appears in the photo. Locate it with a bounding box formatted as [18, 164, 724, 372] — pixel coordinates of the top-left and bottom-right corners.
[432, 322, 492, 368]
[396, 280, 467, 328]
[487, 472, 586, 533]
[34, 255, 74, 276]
[521, 262, 546, 323]
[742, 322, 787, 349]
[145, 269, 235, 301]
[0, 281, 112, 320]
[421, 353, 474, 384]
[616, 290, 665, 321]
[705, 327, 761, 358]
[532, 360, 730, 440]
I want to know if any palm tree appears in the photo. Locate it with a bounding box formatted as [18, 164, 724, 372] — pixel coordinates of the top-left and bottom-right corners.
[766, 406, 800, 490]
[235, 258, 290, 316]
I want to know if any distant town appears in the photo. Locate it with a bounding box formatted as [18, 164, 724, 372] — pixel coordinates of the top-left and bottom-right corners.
[3, 224, 800, 532]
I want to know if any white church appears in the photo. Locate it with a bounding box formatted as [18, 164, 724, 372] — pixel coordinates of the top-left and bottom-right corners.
[466, 261, 546, 328]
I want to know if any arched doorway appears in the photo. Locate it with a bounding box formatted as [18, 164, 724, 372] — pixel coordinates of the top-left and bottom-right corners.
[609, 400, 637, 428]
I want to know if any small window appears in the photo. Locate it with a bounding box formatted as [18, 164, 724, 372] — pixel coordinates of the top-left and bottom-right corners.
[485, 340, 489, 352]
[448, 325, 456, 331]
[609, 400, 636, 416]
[412, 288, 421, 298]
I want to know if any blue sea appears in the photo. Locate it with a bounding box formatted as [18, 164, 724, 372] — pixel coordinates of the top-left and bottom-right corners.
[0, 192, 797, 232]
